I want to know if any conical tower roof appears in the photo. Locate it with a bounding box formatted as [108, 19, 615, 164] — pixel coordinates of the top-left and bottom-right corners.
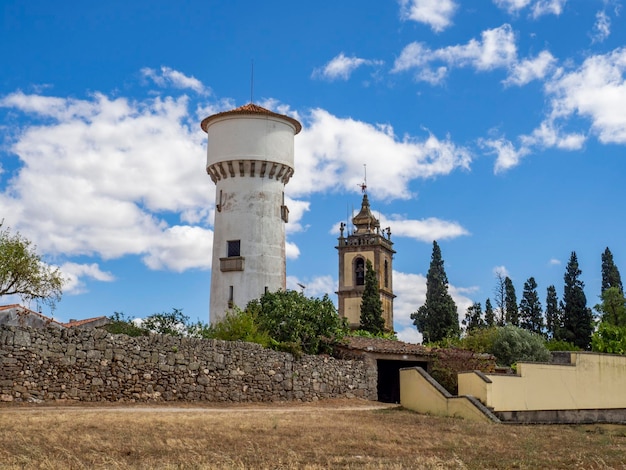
[352, 193, 380, 234]
[200, 103, 302, 134]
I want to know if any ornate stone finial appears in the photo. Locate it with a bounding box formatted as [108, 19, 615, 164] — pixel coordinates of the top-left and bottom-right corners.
[340, 222, 345, 237]
[386, 227, 391, 239]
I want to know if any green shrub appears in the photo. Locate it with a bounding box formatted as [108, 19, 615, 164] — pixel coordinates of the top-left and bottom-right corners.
[248, 290, 348, 356]
[591, 322, 626, 355]
[350, 329, 398, 340]
[103, 312, 148, 337]
[459, 327, 499, 353]
[490, 326, 550, 367]
[545, 338, 581, 351]
[204, 307, 272, 348]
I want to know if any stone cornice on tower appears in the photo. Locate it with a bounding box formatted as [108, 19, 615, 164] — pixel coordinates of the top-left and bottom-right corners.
[200, 103, 302, 134]
[206, 159, 294, 184]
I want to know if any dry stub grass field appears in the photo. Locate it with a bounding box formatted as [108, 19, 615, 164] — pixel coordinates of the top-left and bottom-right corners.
[1, 399, 626, 469]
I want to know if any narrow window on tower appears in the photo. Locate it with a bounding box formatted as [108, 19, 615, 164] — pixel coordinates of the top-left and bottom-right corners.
[227, 240, 241, 257]
[355, 257, 365, 286]
[384, 260, 389, 288]
[228, 285, 234, 308]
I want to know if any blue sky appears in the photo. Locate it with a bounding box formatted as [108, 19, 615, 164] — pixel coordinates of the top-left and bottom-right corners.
[1, 0, 625, 342]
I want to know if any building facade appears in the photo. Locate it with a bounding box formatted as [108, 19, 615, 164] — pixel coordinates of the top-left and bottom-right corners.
[336, 193, 395, 330]
[201, 104, 301, 323]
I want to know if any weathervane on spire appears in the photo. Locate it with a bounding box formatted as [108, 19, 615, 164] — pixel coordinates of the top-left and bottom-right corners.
[358, 164, 367, 193]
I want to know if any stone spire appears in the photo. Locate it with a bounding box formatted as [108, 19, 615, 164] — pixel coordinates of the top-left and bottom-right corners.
[352, 193, 380, 234]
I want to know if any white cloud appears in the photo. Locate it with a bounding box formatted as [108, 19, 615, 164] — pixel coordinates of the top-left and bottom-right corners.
[549, 258, 561, 266]
[399, 0, 458, 32]
[382, 215, 469, 241]
[141, 66, 209, 95]
[493, 0, 567, 17]
[480, 137, 530, 174]
[592, 10, 611, 43]
[0, 91, 211, 265]
[493, 265, 509, 277]
[393, 25, 518, 82]
[142, 225, 213, 272]
[531, 0, 567, 18]
[286, 275, 336, 299]
[504, 50, 557, 86]
[61, 262, 115, 294]
[543, 47, 626, 145]
[312, 53, 383, 81]
[286, 241, 301, 260]
[292, 109, 472, 200]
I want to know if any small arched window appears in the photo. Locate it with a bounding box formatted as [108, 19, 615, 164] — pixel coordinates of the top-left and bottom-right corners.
[355, 257, 365, 286]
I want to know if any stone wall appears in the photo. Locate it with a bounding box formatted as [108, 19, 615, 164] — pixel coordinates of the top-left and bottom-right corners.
[0, 326, 377, 403]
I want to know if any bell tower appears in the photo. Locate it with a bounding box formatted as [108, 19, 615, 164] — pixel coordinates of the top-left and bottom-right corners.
[336, 190, 395, 330]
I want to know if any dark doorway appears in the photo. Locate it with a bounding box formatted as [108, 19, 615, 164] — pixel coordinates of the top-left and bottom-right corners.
[377, 359, 428, 403]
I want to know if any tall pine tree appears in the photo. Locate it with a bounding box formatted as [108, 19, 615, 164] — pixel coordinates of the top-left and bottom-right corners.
[411, 241, 459, 343]
[601, 247, 623, 293]
[462, 302, 484, 332]
[560, 251, 594, 349]
[545, 285, 561, 339]
[493, 272, 506, 326]
[484, 298, 495, 327]
[519, 277, 543, 334]
[360, 259, 385, 334]
[504, 277, 519, 326]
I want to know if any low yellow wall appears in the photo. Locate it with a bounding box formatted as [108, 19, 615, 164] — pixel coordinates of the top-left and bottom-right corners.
[458, 353, 626, 412]
[400, 368, 493, 422]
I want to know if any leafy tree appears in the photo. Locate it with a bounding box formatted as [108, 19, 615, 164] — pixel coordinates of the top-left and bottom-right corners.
[490, 326, 550, 367]
[519, 277, 543, 334]
[247, 290, 348, 356]
[142, 308, 189, 336]
[493, 272, 507, 326]
[504, 277, 519, 326]
[411, 241, 459, 343]
[484, 298, 495, 327]
[359, 259, 385, 334]
[591, 322, 626, 355]
[462, 302, 484, 332]
[545, 285, 561, 339]
[560, 251, 594, 349]
[595, 286, 626, 327]
[601, 247, 623, 293]
[0, 222, 64, 309]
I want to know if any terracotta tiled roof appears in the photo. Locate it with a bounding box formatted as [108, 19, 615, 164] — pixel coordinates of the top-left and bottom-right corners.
[0, 304, 65, 327]
[337, 336, 433, 355]
[62, 316, 108, 328]
[200, 103, 302, 134]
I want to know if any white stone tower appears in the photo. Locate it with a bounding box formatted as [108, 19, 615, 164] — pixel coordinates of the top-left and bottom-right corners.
[201, 104, 301, 323]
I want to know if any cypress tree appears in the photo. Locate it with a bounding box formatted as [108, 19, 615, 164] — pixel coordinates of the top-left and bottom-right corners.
[360, 259, 385, 334]
[484, 298, 495, 327]
[545, 285, 561, 339]
[561, 251, 594, 349]
[411, 241, 459, 343]
[519, 277, 544, 334]
[462, 302, 484, 332]
[601, 247, 623, 293]
[504, 277, 519, 326]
